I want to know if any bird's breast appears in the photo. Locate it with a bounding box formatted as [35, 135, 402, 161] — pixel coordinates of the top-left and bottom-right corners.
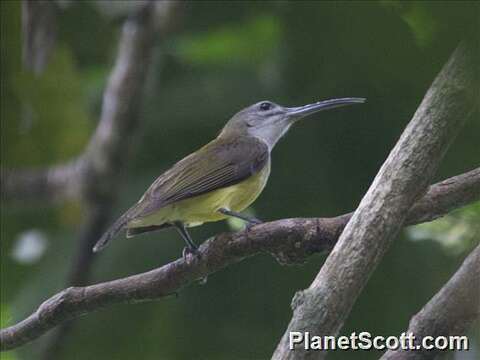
[223, 158, 271, 213]
[131, 160, 271, 228]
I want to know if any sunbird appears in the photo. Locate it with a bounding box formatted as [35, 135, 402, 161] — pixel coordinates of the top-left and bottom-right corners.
[93, 98, 365, 255]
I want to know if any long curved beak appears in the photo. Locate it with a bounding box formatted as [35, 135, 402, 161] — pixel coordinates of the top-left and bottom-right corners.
[286, 97, 366, 119]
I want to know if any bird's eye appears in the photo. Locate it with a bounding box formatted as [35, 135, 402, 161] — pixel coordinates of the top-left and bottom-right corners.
[259, 102, 272, 111]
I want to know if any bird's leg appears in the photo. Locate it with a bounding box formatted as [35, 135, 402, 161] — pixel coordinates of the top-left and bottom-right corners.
[173, 221, 199, 258]
[173, 222, 207, 284]
[218, 208, 263, 229]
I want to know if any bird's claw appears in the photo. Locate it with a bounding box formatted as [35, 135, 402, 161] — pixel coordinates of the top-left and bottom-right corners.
[181, 247, 207, 284]
[245, 218, 263, 230]
[182, 246, 201, 261]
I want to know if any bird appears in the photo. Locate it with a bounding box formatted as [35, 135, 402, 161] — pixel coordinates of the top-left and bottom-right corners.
[93, 97, 365, 256]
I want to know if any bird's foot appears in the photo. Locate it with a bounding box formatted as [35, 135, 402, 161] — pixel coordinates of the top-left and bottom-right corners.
[182, 246, 201, 261]
[245, 217, 263, 231]
[181, 247, 207, 284]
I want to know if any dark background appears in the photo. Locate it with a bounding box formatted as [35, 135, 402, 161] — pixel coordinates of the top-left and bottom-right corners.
[1, 1, 479, 359]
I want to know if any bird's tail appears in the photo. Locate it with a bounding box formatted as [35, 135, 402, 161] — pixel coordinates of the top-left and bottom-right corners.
[93, 211, 132, 253]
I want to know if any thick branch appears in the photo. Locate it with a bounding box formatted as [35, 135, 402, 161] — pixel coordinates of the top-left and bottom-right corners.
[0, 168, 479, 351]
[381, 244, 480, 360]
[272, 41, 478, 360]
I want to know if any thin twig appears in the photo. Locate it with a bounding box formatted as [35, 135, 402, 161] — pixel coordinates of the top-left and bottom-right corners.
[0, 159, 84, 204]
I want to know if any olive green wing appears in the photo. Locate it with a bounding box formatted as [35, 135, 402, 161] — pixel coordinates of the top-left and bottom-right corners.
[93, 136, 268, 252]
[135, 136, 269, 217]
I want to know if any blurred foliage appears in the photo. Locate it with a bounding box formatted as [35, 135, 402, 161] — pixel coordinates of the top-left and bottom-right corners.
[176, 15, 281, 67]
[380, 0, 438, 47]
[1, 4, 92, 168]
[1, 1, 479, 360]
[6, 47, 92, 166]
[407, 202, 480, 256]
[0, 305, 18, 360]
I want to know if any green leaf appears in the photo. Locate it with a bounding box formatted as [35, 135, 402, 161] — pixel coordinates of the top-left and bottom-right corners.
[175, 15, 281, 67]
[2, 45, 92, 167]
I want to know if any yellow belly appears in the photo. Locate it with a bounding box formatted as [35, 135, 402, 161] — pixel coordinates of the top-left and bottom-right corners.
[129, 161, 270, 228]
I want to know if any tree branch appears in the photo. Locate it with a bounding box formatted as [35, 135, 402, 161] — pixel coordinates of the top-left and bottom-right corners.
[272, 41, 478, 360]
[31, 2, 182, 359]
[380, 243, 480, 360]
[1, 159, 84, 204]
[1, 1, 180, 205]
[1, 167, 479, 351]
[22, 0, 58, 75]
[39, 200, 116, 360]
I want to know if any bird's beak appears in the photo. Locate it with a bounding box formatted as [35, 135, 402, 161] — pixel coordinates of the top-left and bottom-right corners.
[286, 97, 366, 120]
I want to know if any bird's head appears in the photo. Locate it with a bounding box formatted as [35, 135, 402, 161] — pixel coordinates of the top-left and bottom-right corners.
[220, 98, 366, 149]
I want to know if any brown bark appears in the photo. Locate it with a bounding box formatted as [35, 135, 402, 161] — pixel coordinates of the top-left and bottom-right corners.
[272, 41, 478, 360]
[1, 167, 479, 351]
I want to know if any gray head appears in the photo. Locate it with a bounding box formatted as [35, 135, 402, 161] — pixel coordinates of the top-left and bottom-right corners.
[220, 98, 366, 149]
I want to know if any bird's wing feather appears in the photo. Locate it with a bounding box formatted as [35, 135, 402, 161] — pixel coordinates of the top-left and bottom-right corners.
[134, 136, 269, 218]
[92, 136, 268, 252]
